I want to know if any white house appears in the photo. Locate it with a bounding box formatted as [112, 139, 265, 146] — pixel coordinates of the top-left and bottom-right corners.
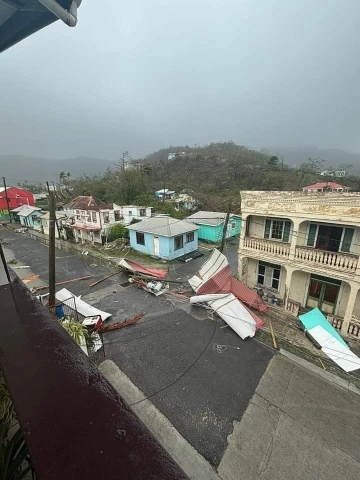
[155, 188, 176, 200]
[113, 204, 152, 225]
[238, 190, 360, 341]
[40, 212, 68, 240]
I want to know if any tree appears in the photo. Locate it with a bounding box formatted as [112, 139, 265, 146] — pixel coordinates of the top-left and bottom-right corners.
[268, 156, 279, 168]
[107, 224, 129, 242]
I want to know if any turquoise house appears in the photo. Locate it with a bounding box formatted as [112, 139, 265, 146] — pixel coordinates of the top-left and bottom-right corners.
[186, 211, 241, 243]
[127, 216, 199, 260]
[11, 205, 42, 230]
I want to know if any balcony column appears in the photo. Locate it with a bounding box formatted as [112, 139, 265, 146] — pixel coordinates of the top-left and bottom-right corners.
[239, 214, 248, 251]
[342, 282, 359, 336]
[289, 219, 301, 261]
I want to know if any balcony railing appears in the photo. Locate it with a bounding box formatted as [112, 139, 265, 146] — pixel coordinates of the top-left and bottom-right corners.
[294, 246, 358, 273]
[243, 237, 290, 257]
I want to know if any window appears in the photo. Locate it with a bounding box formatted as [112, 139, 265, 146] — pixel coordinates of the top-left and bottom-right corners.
[264, 219, 291, 242]
[257, 261, 281, 291]
[128, 211, 133, 216]
[136, 232, 145, 245]
[231, 222, 236, 230]
[186, 232, 194, 243]
[174, 235, 184, 250]
[139, 208, 146, 217]
[114, 210, 121, 221]
[91, 212, 97, 223]
[307, 224, 354, 253]
[103, 212, 110, 224]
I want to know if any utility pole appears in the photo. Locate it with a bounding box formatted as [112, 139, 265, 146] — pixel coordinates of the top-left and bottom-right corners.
[220, 201, 231, 253]
[2, 177, 12, 223]
[48, 190, 56, 309]
[46, 181, 61, 238]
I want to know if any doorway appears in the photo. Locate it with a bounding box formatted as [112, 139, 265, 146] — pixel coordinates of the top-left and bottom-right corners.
[153, 236, 160, 256]
[306, 276, 340, 314]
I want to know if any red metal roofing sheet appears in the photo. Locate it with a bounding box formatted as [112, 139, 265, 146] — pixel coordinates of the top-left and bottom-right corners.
[196, 265, 268, 315]
[122, 259, 168, 279]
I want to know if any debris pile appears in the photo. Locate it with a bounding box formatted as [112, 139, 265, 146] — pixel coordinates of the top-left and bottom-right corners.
[99, 312, 146, 333]
[101, 238, 130, 251]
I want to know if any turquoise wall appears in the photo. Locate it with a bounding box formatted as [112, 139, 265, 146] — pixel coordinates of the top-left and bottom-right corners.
[129, 230, 199, 260]
[196, 216, 241, 242]
[19, 212, 42, 229]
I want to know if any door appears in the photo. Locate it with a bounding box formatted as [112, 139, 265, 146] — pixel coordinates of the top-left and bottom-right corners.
[153, 236, 160, 256]
[307, 278, 340, 314]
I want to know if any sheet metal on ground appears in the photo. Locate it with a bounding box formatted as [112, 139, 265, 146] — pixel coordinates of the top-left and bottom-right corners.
[299, 308, 360, 372]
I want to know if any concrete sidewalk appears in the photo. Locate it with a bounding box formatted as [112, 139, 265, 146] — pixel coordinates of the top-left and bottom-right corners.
[218, 355, 360, 480]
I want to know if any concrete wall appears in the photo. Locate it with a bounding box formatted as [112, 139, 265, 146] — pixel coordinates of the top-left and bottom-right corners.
[129, 230, 198, 260]
[248, 216, 265, 238]
[289, 270, 310, 306]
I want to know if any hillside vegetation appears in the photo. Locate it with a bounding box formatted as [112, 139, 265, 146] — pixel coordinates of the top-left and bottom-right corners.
[16, 142, 360, 212]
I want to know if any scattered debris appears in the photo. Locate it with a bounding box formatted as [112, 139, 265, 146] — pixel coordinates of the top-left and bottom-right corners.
[14, 228, 28, 233]
[22, 274, 40, 284]
[7, 259, 17, 265]
[119, 258, 167, 279]
[89, 272, 120, 288]
[101, 238, 130, 251]
[99, 312, 146, 332]
[130, 277, 169, 296]
[12, 265, 30, 269]
[34, 275, 92, 291]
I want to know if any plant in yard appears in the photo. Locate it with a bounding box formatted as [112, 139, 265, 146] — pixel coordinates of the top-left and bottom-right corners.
[0, 423, 34, 480]
[0, 374, 16, 428]
[61, 318, 89, 346]
[107, 224, 129, 242]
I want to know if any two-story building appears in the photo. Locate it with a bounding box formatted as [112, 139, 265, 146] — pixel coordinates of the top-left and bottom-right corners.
[65, 196, 113, 244]
[238, 190, 360, 341]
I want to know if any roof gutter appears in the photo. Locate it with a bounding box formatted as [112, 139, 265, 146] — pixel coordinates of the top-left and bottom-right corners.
[37, 0, 82, 27]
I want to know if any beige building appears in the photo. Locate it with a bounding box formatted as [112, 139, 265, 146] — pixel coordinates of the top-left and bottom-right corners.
[238, 190, 360, 340]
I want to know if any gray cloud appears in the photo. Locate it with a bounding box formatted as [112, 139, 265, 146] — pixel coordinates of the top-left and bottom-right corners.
[1, 0, 359, 160]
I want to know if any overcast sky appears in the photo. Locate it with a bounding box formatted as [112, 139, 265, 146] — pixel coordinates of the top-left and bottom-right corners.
[1, 0, 359, 160]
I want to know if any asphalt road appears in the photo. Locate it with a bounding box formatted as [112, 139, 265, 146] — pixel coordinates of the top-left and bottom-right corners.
[1, 228, 273, 466]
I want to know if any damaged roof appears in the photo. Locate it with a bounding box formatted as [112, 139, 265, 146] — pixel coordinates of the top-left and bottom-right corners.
[127, 216, 198, 237]
[65, 196, 111, 211]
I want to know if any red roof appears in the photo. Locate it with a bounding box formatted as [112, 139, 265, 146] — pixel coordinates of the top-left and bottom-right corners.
[119, 259, 168, 279]
[303, 181, 349, 190]
[196, 264, 268, 326]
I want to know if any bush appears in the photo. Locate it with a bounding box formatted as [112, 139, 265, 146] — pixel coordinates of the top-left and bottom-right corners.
[107, 224, 129, 242]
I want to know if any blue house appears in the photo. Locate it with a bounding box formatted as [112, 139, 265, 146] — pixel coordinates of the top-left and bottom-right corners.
[186, 211, 241, 243]
[127, 216, 199, 260]
[11, 205, 42, 230]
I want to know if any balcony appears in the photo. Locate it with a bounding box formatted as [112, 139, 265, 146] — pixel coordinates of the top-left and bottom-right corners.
[243, 237, 290, 258]
[294, 246, 359, 274]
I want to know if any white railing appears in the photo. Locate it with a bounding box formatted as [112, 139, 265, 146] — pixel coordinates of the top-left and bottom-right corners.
[294, 246, 358, 273]
[243, 237, 290, 257]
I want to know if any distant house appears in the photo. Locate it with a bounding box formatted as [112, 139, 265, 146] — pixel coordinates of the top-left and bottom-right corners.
[127, 216, 199, 260]
[0, 186, 35, 222]
[319, 170, 346, 178]
[155, 188, 176, 200]
[302, 181, 350, 192]
[11, 205, 42, 230]
[113, 204, 152, 225]
[186, 211, 242, 243]
[174, 193, 197, 211]
[65, 196, 113, 244]
[40, 212, 68, 240]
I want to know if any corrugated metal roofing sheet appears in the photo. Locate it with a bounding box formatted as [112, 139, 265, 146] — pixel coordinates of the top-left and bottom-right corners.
[65, 196, 111, 211]
[56, 288, 112, 321]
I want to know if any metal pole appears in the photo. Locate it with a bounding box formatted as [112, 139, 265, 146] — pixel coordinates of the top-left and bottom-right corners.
[48, 191, 56, 309]
[220, 205, 231, 253]
[2, 177, 12, 223]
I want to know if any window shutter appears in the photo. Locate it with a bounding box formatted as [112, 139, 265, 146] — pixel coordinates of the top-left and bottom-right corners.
[341, 228, 354, 252]
[264, 219, 271, 239]
[307, 224, 317, 247]
[283, 221, 291, 242]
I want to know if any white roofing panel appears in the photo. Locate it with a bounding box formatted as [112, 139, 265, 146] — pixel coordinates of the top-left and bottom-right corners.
[56, 288, 112, 321]
[197, 248, 229, 282]
[191, 293, 256, 340]
[308, 325, 360, 372]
